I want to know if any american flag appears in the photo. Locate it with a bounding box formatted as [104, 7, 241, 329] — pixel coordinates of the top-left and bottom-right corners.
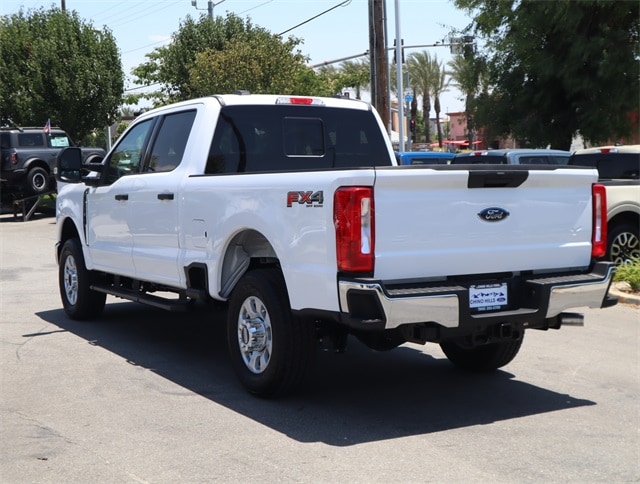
[44, 118, 51, 134]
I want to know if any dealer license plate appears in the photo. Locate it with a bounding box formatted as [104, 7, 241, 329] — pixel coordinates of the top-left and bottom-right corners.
[469, 283, 508, 313]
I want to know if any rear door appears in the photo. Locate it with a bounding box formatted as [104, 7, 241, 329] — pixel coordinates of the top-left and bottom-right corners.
[128, 108, 197, 286]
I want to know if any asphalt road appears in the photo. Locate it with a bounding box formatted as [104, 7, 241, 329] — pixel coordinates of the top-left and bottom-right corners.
[1, 212, 638, 483]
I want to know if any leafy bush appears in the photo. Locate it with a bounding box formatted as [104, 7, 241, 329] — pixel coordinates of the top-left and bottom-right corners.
[614, 258, 640, 292]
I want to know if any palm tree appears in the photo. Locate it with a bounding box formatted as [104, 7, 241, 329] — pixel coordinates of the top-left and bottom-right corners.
[430, 56, 449, 148]
[406, 51, 433, 144]
[339, 59, 370, 100]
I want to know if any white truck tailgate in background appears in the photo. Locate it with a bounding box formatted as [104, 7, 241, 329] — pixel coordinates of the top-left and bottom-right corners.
[373, 167, 599, 280]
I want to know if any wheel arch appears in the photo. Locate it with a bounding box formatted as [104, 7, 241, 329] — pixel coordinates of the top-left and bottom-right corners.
[23, 157, 51, 174]
[56, 217, 82, 262]
[218, 228, 280, 299]
[608, 210, 639, 233]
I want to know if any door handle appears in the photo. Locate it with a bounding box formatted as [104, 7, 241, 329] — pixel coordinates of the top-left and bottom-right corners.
[115, 194, 128, 201]
[157, 193, 174, 201]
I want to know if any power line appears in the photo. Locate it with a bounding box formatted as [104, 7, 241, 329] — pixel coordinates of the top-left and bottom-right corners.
[278, 0, 351, 36]
[237, 0, 274, 16]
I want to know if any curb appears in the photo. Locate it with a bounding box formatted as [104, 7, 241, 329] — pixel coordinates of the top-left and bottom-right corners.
[609, 287, 640, 307]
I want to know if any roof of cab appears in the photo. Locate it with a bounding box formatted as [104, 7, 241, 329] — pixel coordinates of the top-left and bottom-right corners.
[137, 93, 371, 117]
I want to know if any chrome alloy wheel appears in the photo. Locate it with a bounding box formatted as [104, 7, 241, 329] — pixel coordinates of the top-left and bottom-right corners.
[236, 296, 273, 374]
[63, 253, 79, 305]
[611, 231, 640, 265]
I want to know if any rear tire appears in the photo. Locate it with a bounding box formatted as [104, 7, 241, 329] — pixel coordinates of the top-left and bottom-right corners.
[59, 238, 106, 320]
[25, 166, 50, 195]
[227, 268, 316, 397]
[440, 333, 524, 371]
[607, 223, 640, 265]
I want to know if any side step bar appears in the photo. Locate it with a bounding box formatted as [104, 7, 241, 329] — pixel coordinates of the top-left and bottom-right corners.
[90, 284, 190, 312]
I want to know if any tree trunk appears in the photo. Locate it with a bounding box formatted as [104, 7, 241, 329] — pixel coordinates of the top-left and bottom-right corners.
[422, 96, 431, 144]
[410, 93, 418, 142]
[434, 96, 443, 148]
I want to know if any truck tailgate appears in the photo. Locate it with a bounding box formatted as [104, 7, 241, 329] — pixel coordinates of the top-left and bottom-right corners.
[373, 166, 599, 280]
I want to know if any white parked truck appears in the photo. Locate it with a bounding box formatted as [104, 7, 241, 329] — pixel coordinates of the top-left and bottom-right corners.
[55, 93, 617, 396]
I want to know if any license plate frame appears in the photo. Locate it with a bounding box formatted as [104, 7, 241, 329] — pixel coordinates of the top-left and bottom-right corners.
[469, 282, 509, 313]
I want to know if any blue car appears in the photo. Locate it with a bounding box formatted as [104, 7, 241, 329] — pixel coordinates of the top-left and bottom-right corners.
[452, 149, 570, 165]
[395, 151, 454, 166]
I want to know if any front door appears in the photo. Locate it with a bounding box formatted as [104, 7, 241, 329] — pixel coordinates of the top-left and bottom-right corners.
[86, 119, 155, 276]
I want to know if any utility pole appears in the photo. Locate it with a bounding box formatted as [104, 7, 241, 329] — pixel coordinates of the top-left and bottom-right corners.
[192, 0, 226, 20]
[368, 0, 388, 130]
[61, 0, 66, 11]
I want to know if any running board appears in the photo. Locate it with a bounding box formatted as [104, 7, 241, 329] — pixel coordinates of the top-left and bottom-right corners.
[90, 284, 189, 312]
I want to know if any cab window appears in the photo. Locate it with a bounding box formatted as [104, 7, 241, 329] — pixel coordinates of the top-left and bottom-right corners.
[145, 110, 196, 173]
[49, 134, 72, 148]
[105, 119, 154, 184]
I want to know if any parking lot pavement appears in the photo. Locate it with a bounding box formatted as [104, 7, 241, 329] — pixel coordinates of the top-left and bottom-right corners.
[1, 213, 639, 483]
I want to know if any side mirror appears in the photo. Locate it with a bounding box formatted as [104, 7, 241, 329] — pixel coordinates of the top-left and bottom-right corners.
[56, 147, 83, 183]
[55, 147, 104, 186]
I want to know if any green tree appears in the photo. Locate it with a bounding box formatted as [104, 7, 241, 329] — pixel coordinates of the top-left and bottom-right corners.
[338, 59, 370, 99]
[431, 56, 449, 147]
[188, 33, 316, 96]
[406, 51, 434, 144]
[454, 0, 640, 149]
[0, 8, 123, 141]
[133, 13, 329, 104]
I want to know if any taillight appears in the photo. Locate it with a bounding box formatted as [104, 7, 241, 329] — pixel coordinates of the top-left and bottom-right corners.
[334, 187, 374, 273]
[10, 152, 18, 165]
[591, 183, 607, 258]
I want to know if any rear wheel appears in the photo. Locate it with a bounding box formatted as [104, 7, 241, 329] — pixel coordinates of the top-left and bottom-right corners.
[608, 223, 640, 265]
[59, 238, 106, 320]
[440, 333, 524, 371]
[227, 268, 316, 397]
[25, 166, 50, 195]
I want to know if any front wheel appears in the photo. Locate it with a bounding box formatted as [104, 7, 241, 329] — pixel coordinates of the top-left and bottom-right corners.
[227, 268, 316, 397]
[58, 238, 106, 320]
[440, 333, 524, 371]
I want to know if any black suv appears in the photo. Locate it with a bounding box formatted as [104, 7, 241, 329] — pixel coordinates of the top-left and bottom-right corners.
[1, 126, 105, 196]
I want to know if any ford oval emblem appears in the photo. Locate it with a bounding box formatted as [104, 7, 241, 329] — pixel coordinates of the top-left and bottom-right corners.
[478, 207, 510, 222]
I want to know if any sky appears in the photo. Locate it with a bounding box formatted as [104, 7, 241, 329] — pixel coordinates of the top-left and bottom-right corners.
[2, 0, 473, 114]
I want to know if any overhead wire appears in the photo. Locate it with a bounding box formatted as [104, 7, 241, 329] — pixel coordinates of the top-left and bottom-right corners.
[278, 0, 351, 36]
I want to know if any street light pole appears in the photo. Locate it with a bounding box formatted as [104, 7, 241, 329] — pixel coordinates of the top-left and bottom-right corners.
[394, 0, 405, 151]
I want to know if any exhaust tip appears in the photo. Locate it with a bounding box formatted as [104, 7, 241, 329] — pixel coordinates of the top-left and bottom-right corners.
[558, 312, 585, 327]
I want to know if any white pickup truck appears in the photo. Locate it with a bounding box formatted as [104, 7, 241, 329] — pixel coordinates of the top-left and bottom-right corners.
[55, 93, 617, 396]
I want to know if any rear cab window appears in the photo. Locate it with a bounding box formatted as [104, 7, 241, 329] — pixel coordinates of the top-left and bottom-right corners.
[206, 105, 391, 174]
[569, 153, 640, 180]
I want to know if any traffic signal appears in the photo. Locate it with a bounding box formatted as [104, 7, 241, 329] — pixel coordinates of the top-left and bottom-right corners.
[409, 118, 416, 133]
[393, 39, 405, 64]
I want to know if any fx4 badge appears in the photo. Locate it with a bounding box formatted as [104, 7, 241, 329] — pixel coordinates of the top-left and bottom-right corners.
[287, 190, 324, 208]
[478, 207, 509, 222]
